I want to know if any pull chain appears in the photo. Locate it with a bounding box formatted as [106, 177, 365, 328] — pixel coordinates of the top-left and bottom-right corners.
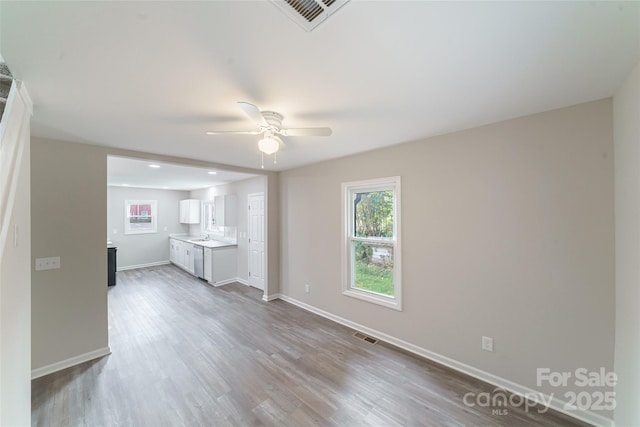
[261, 152, 264, 169]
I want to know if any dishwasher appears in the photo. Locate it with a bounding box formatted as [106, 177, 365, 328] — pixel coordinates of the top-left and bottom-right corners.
[193, 244, 205, 279]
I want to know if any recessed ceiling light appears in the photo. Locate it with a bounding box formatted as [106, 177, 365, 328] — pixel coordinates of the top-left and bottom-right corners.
[162, 186, 169, 189]
[208, 171, 217, 175]
[149, 164, 160, 168]
[122, 184, 129, 187]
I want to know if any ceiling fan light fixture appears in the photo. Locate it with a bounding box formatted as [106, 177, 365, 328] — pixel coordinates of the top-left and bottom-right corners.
[258, 135, 280, 155]
[206, 101, 331, 167]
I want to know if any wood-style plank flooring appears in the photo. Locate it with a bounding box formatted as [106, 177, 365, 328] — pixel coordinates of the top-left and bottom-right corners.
[32, 265, 589, 426]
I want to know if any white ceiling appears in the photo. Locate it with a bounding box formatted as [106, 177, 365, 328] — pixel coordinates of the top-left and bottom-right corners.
[107, 156, 258, 191]
[1, 1, 639, 171]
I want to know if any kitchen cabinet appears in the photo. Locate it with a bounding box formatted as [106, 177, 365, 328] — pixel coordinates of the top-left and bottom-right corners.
[180, 199, 201, 224]
[184, 245, 194, 274]
[169, 238, 194, 274]
[209, 247, 237, 286]
[170, 238, 183, 267]
[170, 239, 178, 264]
[171, 238, 236, 284]
[177, 241, 185, 267]
[204, 248, 212, 282]
[214, 194, 237, 227]
[171, 239, 181, 264]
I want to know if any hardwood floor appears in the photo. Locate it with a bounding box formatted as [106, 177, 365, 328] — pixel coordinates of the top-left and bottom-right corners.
[32, 265, 589, 426]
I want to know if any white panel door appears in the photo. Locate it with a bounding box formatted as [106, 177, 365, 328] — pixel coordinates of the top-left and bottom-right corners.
[248, 193, 265, 290]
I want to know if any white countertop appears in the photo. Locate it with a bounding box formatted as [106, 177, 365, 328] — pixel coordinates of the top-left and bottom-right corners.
[192, 239, 237, 248]
[170, 235, 237, 248]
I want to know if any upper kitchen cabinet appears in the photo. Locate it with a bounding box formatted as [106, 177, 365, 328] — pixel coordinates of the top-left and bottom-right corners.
[180, 199, 200, 224]
[214, 194, 237, 226]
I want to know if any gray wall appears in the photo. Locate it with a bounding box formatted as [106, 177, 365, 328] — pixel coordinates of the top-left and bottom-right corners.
[279, 99, 615, 414]
[266, 173, 279, 298]
[31, 137, 109, 370]
[190, 176, 266, 283]
[107, 186, 189, 269]
[613, 61, 640, 427]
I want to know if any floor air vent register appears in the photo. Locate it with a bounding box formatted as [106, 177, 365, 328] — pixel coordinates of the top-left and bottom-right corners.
[353, 331, 378, 344]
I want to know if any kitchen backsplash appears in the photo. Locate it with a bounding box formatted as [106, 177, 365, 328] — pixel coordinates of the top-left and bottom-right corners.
[188, 223, 237, 244]
[208, 226, 237, 243]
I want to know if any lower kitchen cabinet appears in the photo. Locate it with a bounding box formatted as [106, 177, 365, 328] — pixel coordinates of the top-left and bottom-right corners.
[170, 239, 179, 264]
[209, 247, 237, 286]
[169, 238, 194, 274]
[171, 238, 236, 284]
[204, 247, 212, 282]
[184, 245, 194, 274]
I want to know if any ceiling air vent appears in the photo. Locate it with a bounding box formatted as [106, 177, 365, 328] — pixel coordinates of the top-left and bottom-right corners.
[271, 0, 350, 32]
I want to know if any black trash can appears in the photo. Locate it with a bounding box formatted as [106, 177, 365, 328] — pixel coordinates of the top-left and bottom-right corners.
[107, 244, 117, 286]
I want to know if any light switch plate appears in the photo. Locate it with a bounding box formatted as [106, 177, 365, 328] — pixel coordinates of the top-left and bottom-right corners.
[482, 336, 494, 352]
[35, 256, 61, 271]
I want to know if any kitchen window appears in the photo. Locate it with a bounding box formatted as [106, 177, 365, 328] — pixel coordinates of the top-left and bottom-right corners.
[124, 200, 157, 234]
[202, 200, 216, 232]
[342, 176, 401, 310]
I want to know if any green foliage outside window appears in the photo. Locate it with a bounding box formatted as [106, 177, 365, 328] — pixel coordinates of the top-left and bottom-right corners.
[354, 190, 394, 238]
[353, 190, 394, 296]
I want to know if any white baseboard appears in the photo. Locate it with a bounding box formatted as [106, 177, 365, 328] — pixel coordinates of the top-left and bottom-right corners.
[262, 292, 281, 302]
[211, 277, 240, 287]
[277, 295, 612, 427]
[31, 346, 111, 380]
[208, 277, 252, 287]
[235, 278, 250, 286]
[226, 278, 271, 297]
[211, 276, 269, 297]
[117, 260, 170, 271]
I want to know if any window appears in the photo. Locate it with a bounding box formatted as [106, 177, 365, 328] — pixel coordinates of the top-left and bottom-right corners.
[342, 176, 401, 310]
[124, 200, 157, 234]
[202, 200, 216, 232]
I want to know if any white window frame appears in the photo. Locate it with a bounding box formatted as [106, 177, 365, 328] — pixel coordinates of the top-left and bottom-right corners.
[341, 176, 402, 311]
[124, 200, 157, 235]
[201, 200, 216, 233]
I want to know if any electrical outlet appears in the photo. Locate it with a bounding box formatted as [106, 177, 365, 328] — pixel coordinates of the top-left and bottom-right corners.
[482, 336, 494, 352]
[305, 284, 310, 293]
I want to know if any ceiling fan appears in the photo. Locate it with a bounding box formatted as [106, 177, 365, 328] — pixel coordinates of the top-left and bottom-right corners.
[206, 102, 332, 168]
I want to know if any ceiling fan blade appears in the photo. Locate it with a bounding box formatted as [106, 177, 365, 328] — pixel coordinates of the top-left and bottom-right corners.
[205, 130, 261, 135]
[280, 127, 332, 137]
[237, 102, 268, 127]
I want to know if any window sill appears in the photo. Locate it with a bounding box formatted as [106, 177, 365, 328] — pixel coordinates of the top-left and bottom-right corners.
[342, 288, 402, 311]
